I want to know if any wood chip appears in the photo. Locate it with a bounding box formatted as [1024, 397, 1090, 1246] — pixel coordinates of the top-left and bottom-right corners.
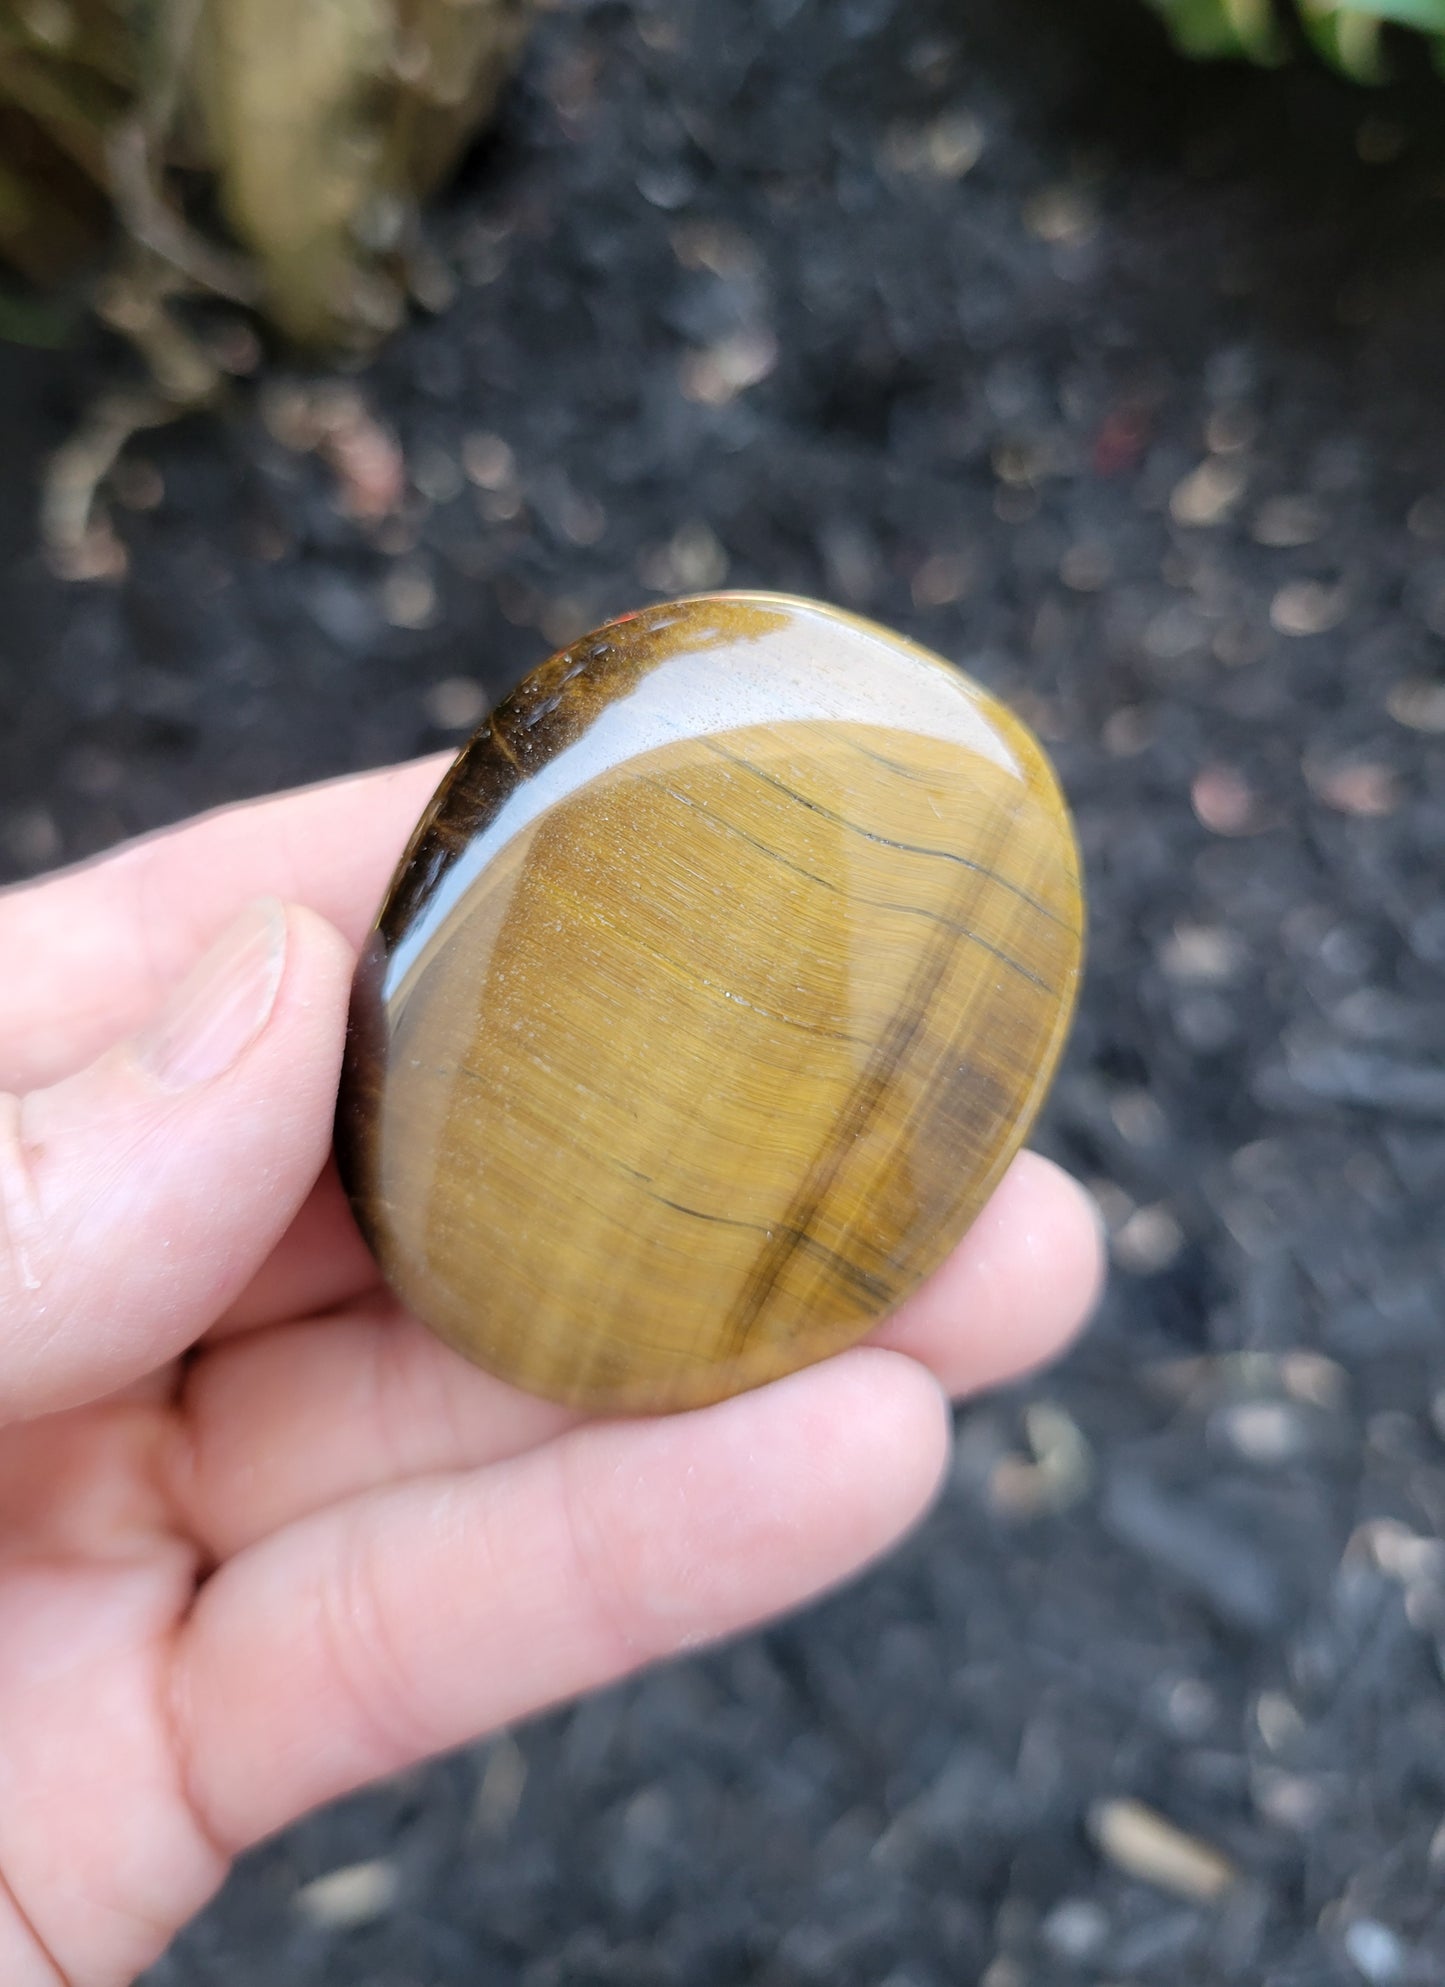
[1307, 760, 1399, 819]
[1089, 1797, 1237, 1902]
[1170, 457, 1247, 527]
[473, 1732, 528, 1840]
[1023, 184, 1098, 247]
[295, 1858, 399, 1928]
[1386, 679, 1445, 733]
[1253, 496, 1327, 548]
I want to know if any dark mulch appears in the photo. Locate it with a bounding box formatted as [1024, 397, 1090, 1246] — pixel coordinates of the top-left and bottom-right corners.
[4, 0, 1445, 1980]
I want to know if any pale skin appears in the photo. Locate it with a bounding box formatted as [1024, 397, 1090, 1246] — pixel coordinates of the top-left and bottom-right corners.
[0, 757, 1105, 1986]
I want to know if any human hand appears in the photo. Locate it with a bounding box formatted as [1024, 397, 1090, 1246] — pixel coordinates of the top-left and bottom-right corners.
[0, 758, 1104, 1986]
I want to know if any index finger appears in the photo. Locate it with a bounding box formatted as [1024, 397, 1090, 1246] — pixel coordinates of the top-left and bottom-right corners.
[0, 755, 449, 1092]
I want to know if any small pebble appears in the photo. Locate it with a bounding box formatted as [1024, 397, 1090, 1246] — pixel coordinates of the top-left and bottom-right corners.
[1386, 678, 1445, 732]
[1216, 1399, 1308, 1467]
[1205, 403, 1257, 453]
[1254, 1689, 1304, 1750]
[1109, 1089, 1168, 1146]
[558, 489, 607, 546]
[1343, 1918, 1405, 1984]
[1041, 1897, 1110, 1961]
[1164, 1677, 1218, 1739]
[989, 1402, 1092, 1517]
[1278, 1351, 1347, 1411]
[678, 326, 778, 405]
[926, 109, 986, 177]
[1023, 183, 1098, 246]
[539, 596, 594, 650]
[1359, 1518, 1445, 1587]
[1158, 924, 1246, 984]
[462, 432, 517, 490]
[1216, 1406, 1295, 1470]
[879, 110, 985, 179]
[1253, 1767, 1328, 1831]
[424, 677, 488, 731]
[979, 1961, 1025, 1987]
[412, 445, 464, 505]
[1112, 1204, 1185, 1275]
[314, 393, 405, 521]
[381, 565, 439, 630]
[1270, 581, 1348, 636]
[911, 551, 971, 608]
[1191, 766, 1261, 836]
[639, 520, 729, 592]
[258, 379, 318, 450]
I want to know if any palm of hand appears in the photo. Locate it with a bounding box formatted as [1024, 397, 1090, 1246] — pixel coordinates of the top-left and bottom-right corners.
[0, 761, 1100, 1987]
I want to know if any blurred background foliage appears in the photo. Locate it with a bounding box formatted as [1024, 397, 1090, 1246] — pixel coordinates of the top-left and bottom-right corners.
[0, 0, 531, 352]
[1143, 0, 1445, 78]
[1, 0, 1440, 566]
[2, 0, 1440, 377]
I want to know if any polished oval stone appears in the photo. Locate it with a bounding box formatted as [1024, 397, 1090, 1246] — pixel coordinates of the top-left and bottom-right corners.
[336, 593, 1084, 1414]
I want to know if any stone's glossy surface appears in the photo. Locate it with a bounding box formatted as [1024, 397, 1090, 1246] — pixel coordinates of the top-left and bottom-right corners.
[336, 593, 1084, 1414]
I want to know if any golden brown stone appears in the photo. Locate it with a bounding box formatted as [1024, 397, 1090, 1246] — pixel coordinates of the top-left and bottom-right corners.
[335, 593, 1083, 1413]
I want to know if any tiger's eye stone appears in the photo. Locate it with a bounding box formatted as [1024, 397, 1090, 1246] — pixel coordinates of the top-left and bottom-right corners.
[336, 593, 1083, 1414]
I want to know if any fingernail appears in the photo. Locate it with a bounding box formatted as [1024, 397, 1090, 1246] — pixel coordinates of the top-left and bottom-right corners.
[136, 900, 287, 1090]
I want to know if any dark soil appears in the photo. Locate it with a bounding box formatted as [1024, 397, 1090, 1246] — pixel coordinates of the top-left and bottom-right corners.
[4, 0, 1445, 1980]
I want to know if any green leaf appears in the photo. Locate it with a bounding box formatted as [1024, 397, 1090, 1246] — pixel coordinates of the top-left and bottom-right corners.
[1224, 0, 1287, 55]
[1144, 0, 1445, 71]
[1332, 0, 1445, 28]
[1141, 0, 1287, 58]
[1299, 2, 1389, 75]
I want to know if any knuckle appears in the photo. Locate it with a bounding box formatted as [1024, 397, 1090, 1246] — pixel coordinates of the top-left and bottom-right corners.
[0, 1089, 47, 1308]
[0, 1850, 73, 1986]
[556, 1439, 658, 1672]
[315, 1510, 436, 1775]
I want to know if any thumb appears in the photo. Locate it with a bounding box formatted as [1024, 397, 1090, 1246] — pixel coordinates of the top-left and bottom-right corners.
[0, 899, 355, 1425]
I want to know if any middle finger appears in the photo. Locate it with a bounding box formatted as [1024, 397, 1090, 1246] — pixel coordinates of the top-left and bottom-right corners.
[167, 1153, 1103, 1559]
